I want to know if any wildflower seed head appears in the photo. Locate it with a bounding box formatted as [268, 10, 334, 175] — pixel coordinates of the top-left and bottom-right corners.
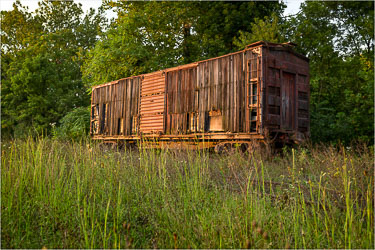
[251, 220, 257, 228]
[256, 227, 263, 235]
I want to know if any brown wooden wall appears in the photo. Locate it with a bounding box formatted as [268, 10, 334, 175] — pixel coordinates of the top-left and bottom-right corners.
[165, 51, 260, 134]
[264, 47, 310, 134]
[91, 77, 140, 136]
[165, 67, 197, 134]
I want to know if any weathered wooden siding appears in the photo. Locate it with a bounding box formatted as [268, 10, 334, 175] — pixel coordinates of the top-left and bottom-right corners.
[265, 47, 310, 134]
[165, 67, 197, 134]
[165, 52, 254, 134]
[91, 77, 140, 136]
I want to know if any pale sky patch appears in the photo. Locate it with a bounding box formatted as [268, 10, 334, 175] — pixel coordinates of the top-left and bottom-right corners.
[1, 0, 304, 18]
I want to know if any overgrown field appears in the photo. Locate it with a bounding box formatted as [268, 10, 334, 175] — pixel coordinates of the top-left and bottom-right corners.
[2, 138, 374, 248]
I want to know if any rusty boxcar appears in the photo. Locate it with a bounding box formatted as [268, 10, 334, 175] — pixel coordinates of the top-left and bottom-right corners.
[90, 41, 310, 151]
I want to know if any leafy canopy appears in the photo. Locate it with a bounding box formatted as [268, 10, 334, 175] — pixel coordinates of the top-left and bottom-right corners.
[1, 0, 105, 137]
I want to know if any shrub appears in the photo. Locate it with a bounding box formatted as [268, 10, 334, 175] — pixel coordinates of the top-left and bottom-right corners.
[54, 107, 90, 140]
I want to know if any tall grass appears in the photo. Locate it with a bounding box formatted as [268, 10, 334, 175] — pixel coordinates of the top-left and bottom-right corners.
[1, 137, 373, 248]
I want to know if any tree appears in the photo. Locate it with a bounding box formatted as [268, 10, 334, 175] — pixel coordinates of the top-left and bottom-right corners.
[233, 13, 285, 49]
[193, 1, 285, 58]
[285, 1, 374, 144]
[82, 1, 285, 87]
[1, 0, 105, 137]
[0, 1, 43, 54]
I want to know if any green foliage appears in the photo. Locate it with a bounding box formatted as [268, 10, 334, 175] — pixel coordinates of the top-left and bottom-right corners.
[1, 0, 105, 138]
[233, 13, 285, 49]
[2, 139, 373, 248]
[191, 1, 285, 58]
[82, 1, 284, 87]
[53, 107, 90, 140]
[285, 1, 374, 144]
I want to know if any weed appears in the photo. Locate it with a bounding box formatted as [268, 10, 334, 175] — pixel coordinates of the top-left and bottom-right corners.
[1, 137, 373, 248]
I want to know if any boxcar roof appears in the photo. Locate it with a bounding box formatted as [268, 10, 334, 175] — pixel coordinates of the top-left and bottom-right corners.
[92, 40, 308, 90]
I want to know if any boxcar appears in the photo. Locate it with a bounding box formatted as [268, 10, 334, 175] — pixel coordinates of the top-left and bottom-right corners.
[90, 41, 310, 151]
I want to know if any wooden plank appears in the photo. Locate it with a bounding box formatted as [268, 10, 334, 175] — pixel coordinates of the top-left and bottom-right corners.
[221, 58, 225, 128]
[113, 84, 116, 135]
[213, 59, 218, 110]
[179, 72, 183, 131]
[239, 53, 244, 132]
[199, 63, 205, 131]
[205, 62, 209, 131]
[230, 55, 234, 132]
[173, 71, 177, 114]
[225, 56, 230, 131]
[182, 69, 186, 114]
[195, 67, 199, 112]
[241, 52, 245, 132]
[113, 84, 117, 135]
[198, 64, 202, 131]
[125, 79, 129, 135]
[108, 84, 112, 135]
[187, 69, 191, 112]
[233, 54, 238, 132]
[127, 78, 133, 135]
[166, 72, 172, 133]
[206, 62, 210, 112]
[209, 60, 214, 111]
[119, 81, 123, 135]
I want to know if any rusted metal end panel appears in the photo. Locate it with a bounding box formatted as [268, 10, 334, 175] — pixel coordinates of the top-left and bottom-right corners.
[263, 44, 310, 142]
[139, 71, 165, 133]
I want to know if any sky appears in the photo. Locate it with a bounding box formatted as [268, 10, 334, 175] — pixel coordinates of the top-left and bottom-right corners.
[0, 0, 304, 17]
[1, 0, 106, 15]
[283, 0, 304, 16]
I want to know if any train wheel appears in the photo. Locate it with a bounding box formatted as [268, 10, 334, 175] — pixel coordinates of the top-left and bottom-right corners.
[214, 143, 236, 155]
[214, 143, 225, 154]
[240, 143, 249, 153]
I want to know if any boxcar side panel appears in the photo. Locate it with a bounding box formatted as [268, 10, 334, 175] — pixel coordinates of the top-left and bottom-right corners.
[91, 77, 140, 136]
[139, 72, 165, 133]
[192, 52, 247, 134]
[165, 67, 197, 134]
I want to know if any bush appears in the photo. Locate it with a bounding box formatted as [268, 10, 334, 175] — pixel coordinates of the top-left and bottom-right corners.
[54, 107, 90, 140]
